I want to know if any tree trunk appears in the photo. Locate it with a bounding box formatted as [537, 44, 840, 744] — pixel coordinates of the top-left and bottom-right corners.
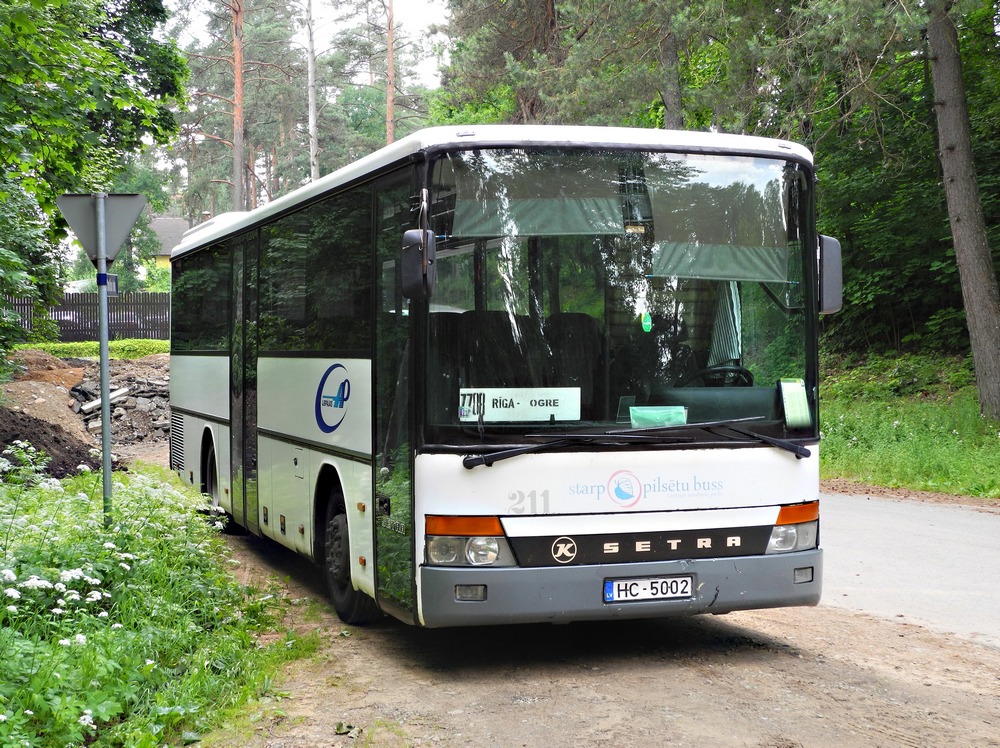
[659, 29, 683, 130]
[232, 0, 245, 211]
[926, 0, 1000, 419]
[384, 0, 396, 144]
[306, 0, 319, 180]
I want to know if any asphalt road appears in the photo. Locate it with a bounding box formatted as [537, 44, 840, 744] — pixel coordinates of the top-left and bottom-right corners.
[821, 491, 1000, 649]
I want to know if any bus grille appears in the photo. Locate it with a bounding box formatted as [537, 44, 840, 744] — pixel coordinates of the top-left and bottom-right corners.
[169, 412, 184, 471]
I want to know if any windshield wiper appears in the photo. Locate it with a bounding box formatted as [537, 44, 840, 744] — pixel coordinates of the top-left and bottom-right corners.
[462, 438, 575, 469]
[704, 424, 811, 459]
[462, 432, 694, 469]
[610, 417, 811, 459]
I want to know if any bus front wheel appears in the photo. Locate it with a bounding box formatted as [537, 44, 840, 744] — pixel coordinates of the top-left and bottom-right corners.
[323, 504, 381, 624]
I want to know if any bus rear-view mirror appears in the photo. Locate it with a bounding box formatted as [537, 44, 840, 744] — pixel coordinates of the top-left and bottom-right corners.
[402, 229, 436, 300]
[819, 235, 842, 314]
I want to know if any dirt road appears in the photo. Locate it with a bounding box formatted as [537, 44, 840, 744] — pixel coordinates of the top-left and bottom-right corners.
[205, 532, 1000, 748]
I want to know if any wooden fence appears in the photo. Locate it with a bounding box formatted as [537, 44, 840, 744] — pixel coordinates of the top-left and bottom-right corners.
[7, 293, 171, 342]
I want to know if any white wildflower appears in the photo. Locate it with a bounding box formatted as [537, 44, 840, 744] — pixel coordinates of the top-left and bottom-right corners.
[54, 582, 67, 593]
[103, 542, 117, 550]
[77, 464, 92, 473]
[51, 607, 65, 615]
[58, 639, 71, 646]
[119, 562, 131, 571]
[79, 709, 94, 728]
[98, 611, 108, 618]
[111, 622, 123, 629]
[86, 590, 103, 603]
[74, 633, 87, 645]
[59, 568, 85, 582]
[6, 605, 16, 613]
[4, 588, 20, 600]
[19, 576, 53, 590]
[0, 714, 5, 722]
[0, 569, 15, 583]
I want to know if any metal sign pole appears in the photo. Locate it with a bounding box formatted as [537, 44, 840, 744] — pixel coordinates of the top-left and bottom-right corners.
[55, 192, 147, 529]
[95, 193, 113, 526]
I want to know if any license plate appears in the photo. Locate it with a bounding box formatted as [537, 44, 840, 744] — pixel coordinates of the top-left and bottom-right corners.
[603, 575, 694, 603]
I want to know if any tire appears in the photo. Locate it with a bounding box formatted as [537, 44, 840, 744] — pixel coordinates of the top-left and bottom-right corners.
[323, 502, 381, 624]
[204, 443, 244, 535]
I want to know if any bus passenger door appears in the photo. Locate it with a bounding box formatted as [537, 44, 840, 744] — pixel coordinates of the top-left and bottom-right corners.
[230, 233, 260, 535]
[373, 173, 417, 621]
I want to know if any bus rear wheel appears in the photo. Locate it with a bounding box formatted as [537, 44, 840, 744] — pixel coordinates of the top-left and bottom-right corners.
[323, 504, 381, 624]
[204, 443, 244, 535]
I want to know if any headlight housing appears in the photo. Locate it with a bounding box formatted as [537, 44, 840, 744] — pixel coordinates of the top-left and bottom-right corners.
[765, 502, 820, 554]
[427, 535, 506, 566]
[765, 520, 818, 553]
[425, 515, 515, 567]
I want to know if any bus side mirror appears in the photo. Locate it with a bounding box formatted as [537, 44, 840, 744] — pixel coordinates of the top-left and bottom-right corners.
[401, 229, 436, 300]
[819, 234, 842, 314]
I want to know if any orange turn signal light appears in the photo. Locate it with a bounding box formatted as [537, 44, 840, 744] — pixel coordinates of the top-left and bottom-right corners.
[426, 515, 504, 536]
[776, 501, 819, 525]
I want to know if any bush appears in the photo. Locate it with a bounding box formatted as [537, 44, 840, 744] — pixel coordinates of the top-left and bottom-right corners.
[821, 351, 974, 401]
[0, 444, 303, 746]
[13, 339, 169, 360]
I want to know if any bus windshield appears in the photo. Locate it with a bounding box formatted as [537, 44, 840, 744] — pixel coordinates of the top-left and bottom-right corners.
[422, 147, 813, 446]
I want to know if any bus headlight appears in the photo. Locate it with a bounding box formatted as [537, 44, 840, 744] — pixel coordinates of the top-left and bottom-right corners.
[466, 536, 499, 565]
[424, 516, 516, 567]
[426, 536, 509, 566]
[426, 536, 463, 564]
[766, 520, 818, 553]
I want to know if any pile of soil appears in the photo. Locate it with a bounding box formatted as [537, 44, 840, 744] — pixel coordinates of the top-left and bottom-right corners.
[0, 350, 170, 477]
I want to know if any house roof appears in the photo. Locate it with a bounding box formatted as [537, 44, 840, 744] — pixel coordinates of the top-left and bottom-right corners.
[149, 216, 190, 256]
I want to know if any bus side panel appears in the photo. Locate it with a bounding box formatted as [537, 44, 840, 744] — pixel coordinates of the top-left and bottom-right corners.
[170, 354, 232, 512]
[257, 357, 373, 459]
[256, 357, 374, 590]
[170, 355, 230, 421]
[257, 435, 308, 551]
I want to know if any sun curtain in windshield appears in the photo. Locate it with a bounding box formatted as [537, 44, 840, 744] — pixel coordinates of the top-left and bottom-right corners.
[421, 148, 811, 445]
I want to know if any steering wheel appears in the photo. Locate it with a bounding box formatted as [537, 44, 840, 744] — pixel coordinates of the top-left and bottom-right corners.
[675, 365, 754, 387]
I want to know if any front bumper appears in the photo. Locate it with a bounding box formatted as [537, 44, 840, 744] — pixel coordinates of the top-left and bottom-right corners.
[417, 549, 822, 627]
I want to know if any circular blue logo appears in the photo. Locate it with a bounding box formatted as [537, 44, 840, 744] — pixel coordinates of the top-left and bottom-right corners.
[606, 470, 643, 507]
[315, 363, 351, 434]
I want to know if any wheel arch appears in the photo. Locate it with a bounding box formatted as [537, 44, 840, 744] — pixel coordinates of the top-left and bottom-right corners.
[313, 462, 345, 563]
[199, 427, 218, 495]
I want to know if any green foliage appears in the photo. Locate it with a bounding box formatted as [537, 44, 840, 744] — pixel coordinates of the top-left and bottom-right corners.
[0, 178, 59, 353]
[821, 353, 1000, 497]
[14, 339, 170, 360]
[0, 451, 299, 745]
[0, 0, 185, 212]
[821, 352, 976, 401]
[0, 0, 185, 362]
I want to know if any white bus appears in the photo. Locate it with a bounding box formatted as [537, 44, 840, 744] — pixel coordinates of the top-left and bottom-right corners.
[170, 125, 842, 627]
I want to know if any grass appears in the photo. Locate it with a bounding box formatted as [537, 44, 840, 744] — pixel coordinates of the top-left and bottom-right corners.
[0, 442, 308, 747]
[820, 352, 1000, 498]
